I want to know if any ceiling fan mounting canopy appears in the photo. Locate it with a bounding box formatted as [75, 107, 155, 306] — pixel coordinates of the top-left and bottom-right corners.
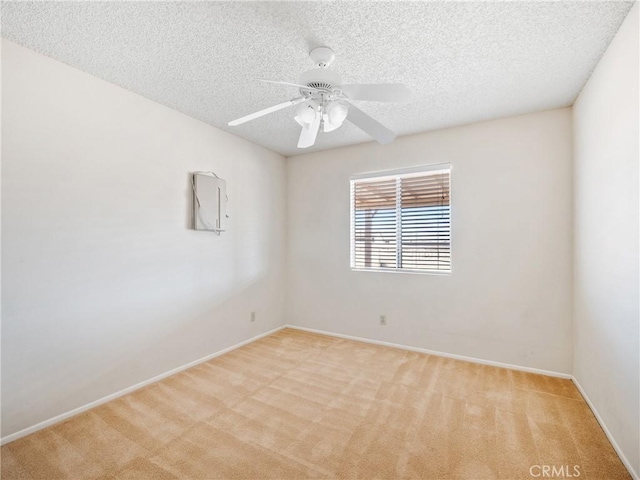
[228, 45, 412, 149]
[309, 46, 335, 68]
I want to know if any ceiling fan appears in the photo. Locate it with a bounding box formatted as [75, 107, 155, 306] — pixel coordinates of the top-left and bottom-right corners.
[227, 47, 412, 149]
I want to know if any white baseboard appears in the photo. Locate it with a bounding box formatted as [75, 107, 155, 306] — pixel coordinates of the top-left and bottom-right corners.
[0, 325, 286, 446]
[571, 377, 639, 480]
[284, 325, 572, 379]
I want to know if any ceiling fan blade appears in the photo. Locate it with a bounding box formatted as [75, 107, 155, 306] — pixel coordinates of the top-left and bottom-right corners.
[297, 111, 321, 148]
[259, 79, 318, 92]
[341, 84, 412, 103]
[228, 97, 305, 126]
[346, 102, 396, 144]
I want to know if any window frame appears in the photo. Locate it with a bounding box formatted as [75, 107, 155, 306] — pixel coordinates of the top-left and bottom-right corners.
[349, 163, 452, 276]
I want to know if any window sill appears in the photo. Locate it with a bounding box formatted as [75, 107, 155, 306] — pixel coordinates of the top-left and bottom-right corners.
[350, 267, 451, 276]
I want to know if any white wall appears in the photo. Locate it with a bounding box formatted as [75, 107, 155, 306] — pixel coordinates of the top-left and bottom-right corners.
[286, 108, 573, 374]
[573, 3, 639, 477]
[1, 40, 286, 438]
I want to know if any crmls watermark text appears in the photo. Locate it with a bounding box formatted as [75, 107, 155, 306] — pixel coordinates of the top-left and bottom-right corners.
[530, 465, 581, 477]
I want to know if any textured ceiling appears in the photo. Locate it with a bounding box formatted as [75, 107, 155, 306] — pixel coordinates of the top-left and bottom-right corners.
[1, 1, 634, 156]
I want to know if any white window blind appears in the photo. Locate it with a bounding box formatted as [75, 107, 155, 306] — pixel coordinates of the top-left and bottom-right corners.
[350, 166, 451, 273]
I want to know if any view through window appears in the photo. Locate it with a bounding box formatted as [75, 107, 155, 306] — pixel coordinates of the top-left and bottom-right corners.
[350, 165, 451, 273]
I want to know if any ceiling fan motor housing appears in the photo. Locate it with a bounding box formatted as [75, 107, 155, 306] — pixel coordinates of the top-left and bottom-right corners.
[299, 68, 342, 93]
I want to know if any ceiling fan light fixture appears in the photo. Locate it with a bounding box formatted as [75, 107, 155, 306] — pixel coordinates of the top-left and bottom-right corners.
[322, 113, 341, 133]
[322, 101, 348, 133]
[295, 100, 318, 124]
[327, 101, 348, 126]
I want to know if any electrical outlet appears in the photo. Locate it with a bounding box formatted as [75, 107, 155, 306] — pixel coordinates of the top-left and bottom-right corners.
[251, 311, 256, 322]
[379, 315, 387, 326]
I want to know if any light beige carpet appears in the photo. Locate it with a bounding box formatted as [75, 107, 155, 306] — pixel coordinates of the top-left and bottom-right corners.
[1, 328, 631, 479]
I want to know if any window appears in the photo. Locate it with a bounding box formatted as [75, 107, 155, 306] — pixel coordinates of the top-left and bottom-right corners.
[350, 165, 451, 273]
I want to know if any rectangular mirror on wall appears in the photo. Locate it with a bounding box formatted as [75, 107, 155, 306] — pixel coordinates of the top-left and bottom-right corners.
[192, 172, 227, 233]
